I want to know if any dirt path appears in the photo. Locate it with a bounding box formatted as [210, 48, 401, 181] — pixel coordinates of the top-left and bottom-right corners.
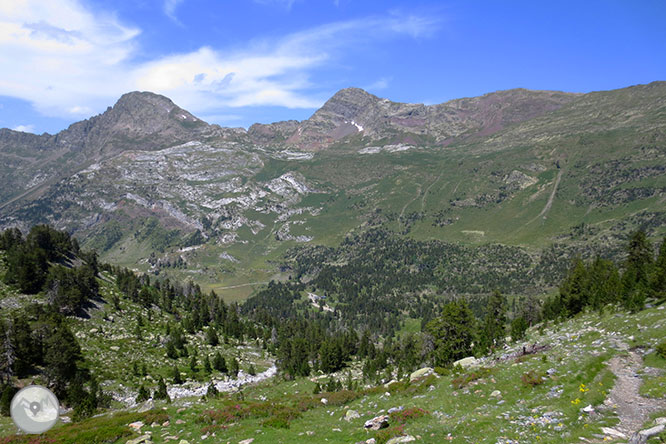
[421, 173, 444, 211]
[527, 169, 563, 225]
[605, 347, 666, 438]
[399, 183, 422, 219]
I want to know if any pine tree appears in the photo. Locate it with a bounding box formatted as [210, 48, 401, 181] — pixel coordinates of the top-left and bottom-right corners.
[651, 236, 666, 301]
[622, 230, 653, 311]
[425, 299, 476, 367]
[230, 357, 239, 377]
[206, 327, 219, 346]
[166, 341, 177, 359]
[203, 356, 212, 374]
[172, 365, 182, 384]
[44, 323, 84, 397]
[213, 352, 227, 373]
[478, 290, 507, 354]
[510, 316, 529, 342]
[206, 383, 218, 398]
[559, 258, 589, 316]
[136, 385, 150, 403]
[153, 377, 170, 402]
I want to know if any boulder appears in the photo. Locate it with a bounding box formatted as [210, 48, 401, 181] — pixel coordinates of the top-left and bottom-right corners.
[128, 421, 144, 430]
[364, 415, 390, 430]
[601, 427, 627, 439]
[453, 357, 478, 369]
[179, 441, 190, 444]
[409, 367, 434, 382]
[628, 424, 665, 444]
[344, 409, 360, 421]
[126, 436, 152, 444]
[321, 398, 328, 405]
[387, 436, 416, 444]
[138, 400, 154, 413]
[239, 439, 255, 444]
[489, 390, 501, 399]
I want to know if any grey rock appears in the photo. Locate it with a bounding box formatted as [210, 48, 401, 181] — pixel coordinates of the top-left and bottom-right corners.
[386, 436, 416, 444]
[364, 415, 390, 430]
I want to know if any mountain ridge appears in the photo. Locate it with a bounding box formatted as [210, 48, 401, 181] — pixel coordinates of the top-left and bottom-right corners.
[0, 81, 665, 301]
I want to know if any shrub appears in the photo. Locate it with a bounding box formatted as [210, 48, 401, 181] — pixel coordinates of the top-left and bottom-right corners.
[656, 341, 666, 359]
[451, 368, 492, 390]
[262, 406, 301, 429]
[375, 425, 405, 444]
[521, 370, 545, 387]
[325, 389, 361, 406]
[141, 411, 169, 425]
[389, 407, 430, 424]
[201, 424, 227, 435]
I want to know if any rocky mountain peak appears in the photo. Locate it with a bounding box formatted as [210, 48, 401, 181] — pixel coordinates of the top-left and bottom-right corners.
[317, 87, 380, 119]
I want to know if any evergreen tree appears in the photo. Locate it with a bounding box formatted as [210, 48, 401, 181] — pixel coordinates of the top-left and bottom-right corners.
[153, 377, 170, 402]
[651, 237, 666, 301]
[206, 327, 219, 346]
[425, 299, 476, 367]
[136, 385, 150, 403]
[203, 356, 212, 374]
[510, 316, 529, 342]
[206, 383, 218, 398]
[479, 290, 507, 353]
[588, 257, 621, 309]
[172, 366, 183, 384]
[559, 258, 589, 316]
[166, 341, 178, 359]
[213, 352, 227, 373]
[189, 355, 198, 372]
[248, 363, 256, 376]
[622, 230, 653, 311]
[229, 357, 239, 377]
[44, 323, 85, 397]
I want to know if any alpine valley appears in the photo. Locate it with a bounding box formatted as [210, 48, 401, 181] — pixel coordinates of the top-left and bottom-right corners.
[1, 82, 666, 444]
[1, 82, 665, 300]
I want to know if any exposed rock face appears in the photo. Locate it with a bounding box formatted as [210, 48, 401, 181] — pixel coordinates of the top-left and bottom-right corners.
[0, 91, 247, 208]
[266, 87, 578, 150]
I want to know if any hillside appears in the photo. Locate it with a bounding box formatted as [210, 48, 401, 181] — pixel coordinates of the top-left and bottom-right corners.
[2, 289, 665, 443]
[0, 82, 665, 302]
[1, 224, 665, 443]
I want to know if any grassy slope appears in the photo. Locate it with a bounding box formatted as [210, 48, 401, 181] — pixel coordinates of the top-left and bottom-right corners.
[2, 301, 664, 443]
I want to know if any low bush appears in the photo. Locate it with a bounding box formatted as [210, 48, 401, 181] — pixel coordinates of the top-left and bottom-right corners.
[656, 341, 666, 359]
[389, 407, 430, 424]
[375, 425, 405, 444]
[141, 410, 169, 425]
[521, 370, 546, 387]
[451, 367, 492, 389]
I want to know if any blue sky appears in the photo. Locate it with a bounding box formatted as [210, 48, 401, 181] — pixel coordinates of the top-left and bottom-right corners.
[0, 0, 665, 134]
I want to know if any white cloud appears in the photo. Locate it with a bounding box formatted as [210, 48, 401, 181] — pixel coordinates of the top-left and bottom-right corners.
[0, 0, 139, 117]
[0, 1, 440, 120]
[12, 124, 35, 133]
[163, 0, 185, 23]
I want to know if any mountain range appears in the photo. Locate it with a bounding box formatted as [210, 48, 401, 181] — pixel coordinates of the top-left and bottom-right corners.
[1, 82, 665, 298]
